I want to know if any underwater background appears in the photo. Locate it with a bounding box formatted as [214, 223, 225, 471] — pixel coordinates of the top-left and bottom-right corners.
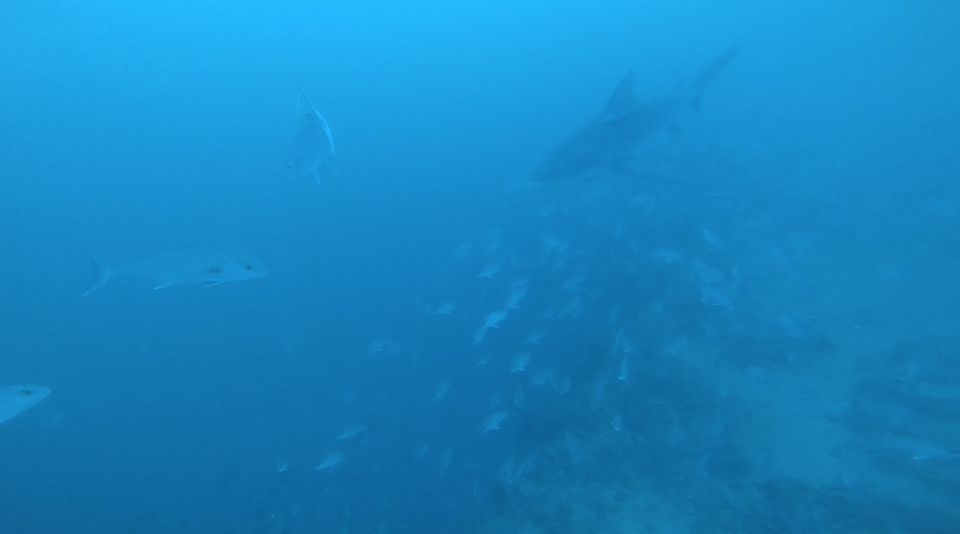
[2, 0, 959, 532]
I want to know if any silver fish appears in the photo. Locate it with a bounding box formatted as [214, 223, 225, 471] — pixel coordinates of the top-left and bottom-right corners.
[510, 353, 531, 373]
[434, 301, 456, 315]
[528, 368, 556, 387]
[504, 285, 528, 310]
[335, 423, 368, 440]
[618, 356, 630, 382]
[82, 248, 266, 295]
[478, 262, 502, 278]
[513, 388, 525, 409]
[437, 447, 454, 477]
[432, 380, 451, 401]
[524, 330, 546, 345]
[0, 385, 50, 424]
[610, 413, 624, 432]
[479, 409, 511, 434]
[314, 452, 344, 471]
[481, 310, 507, 329]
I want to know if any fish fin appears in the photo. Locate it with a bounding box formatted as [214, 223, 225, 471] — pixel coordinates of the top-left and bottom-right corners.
[600, 110, 633, 124]
[314, 170, 322, 186]
[200, 281, 222, 287]
[296, 78, 336, 155]
[601, 71, 635, 119]
[688, 46, 739, 111]
[295, 78, 316, 115]
[81, 255, 114, 296]
[690, 96, 701, 113]
[609, 155, 676, 181]
[152, 281, 178, 290]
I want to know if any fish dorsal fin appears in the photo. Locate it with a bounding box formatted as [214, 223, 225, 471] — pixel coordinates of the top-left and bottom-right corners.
[600, 71, 635, 121]
[295, 78, 337, 157]
[295, 78, 316, 116]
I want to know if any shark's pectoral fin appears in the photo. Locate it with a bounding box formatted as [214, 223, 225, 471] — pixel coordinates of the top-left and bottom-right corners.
[609, 155, 675, 182]
[314, 170, 322, 186]
[609, 155, 651, 179]
[81, 255, 114, 296]
[600, 111, 633, 124]
[690, 96, 702, 113]
[152, 281, 178, 290]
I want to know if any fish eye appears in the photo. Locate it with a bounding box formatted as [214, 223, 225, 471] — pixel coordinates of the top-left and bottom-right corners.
[245, 264, 252, 270]
[20, 389, 33, 396]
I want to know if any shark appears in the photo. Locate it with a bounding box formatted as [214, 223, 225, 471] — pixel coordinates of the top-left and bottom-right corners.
[528, 46, 739, 182]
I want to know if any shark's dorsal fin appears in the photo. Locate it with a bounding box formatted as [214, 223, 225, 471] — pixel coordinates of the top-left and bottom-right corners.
[600, 71, 635, 121]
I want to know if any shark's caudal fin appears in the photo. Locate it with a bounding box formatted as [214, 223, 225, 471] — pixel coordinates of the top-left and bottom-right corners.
[81, 256, 114, 296]
[688, 46, 739, 112]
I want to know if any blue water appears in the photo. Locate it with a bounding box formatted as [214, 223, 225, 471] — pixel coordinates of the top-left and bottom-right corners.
[2, 1, 959, 533]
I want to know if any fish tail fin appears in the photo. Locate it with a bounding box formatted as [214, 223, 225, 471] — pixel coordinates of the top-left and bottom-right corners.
[81, 255, 114, 296]
[295, 77, 313, 115]
[688, 46, 739, 112]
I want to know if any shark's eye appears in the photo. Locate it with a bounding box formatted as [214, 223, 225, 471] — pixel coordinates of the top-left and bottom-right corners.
[246, 264, 253, 270]
[20, 389, 33, 396]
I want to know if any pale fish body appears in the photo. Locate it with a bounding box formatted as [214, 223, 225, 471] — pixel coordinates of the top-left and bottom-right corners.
[314, 452, 344, 471]
[504, 285, 528, 310]
[524, 330, 546, 345]
[0, 385, 50, 424]
[478, 262, 502, 278]
[482, 310, 507, 329]
[437, 447, 454, 477]
[513, 388, 525, 409]
[528, 368, 556, 387]
[556, 296, 582, 319]
[474, 310, 507, 344]
[552, 375, 571, 395]
[434, 301, 456, 315]
[82, 248, 266, 296]
[367, 338, 389, 355]
[510, 353, 531, 373]
[489, 390, 501, 410]
[610, 413, 624, 432]
[618, 356, 630, 382]
[432, 380, 451, 401]
[479, 409, 511, 434]
[336, 423, 368, 440]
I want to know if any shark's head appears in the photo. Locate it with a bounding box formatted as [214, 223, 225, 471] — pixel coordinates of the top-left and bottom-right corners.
[527, 144, 599, 182]
[210, 252, 268, 283]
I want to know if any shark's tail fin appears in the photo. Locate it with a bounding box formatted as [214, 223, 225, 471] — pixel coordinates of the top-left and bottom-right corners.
[81, 255, 114, 296]
[688, 46, 739, 112]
